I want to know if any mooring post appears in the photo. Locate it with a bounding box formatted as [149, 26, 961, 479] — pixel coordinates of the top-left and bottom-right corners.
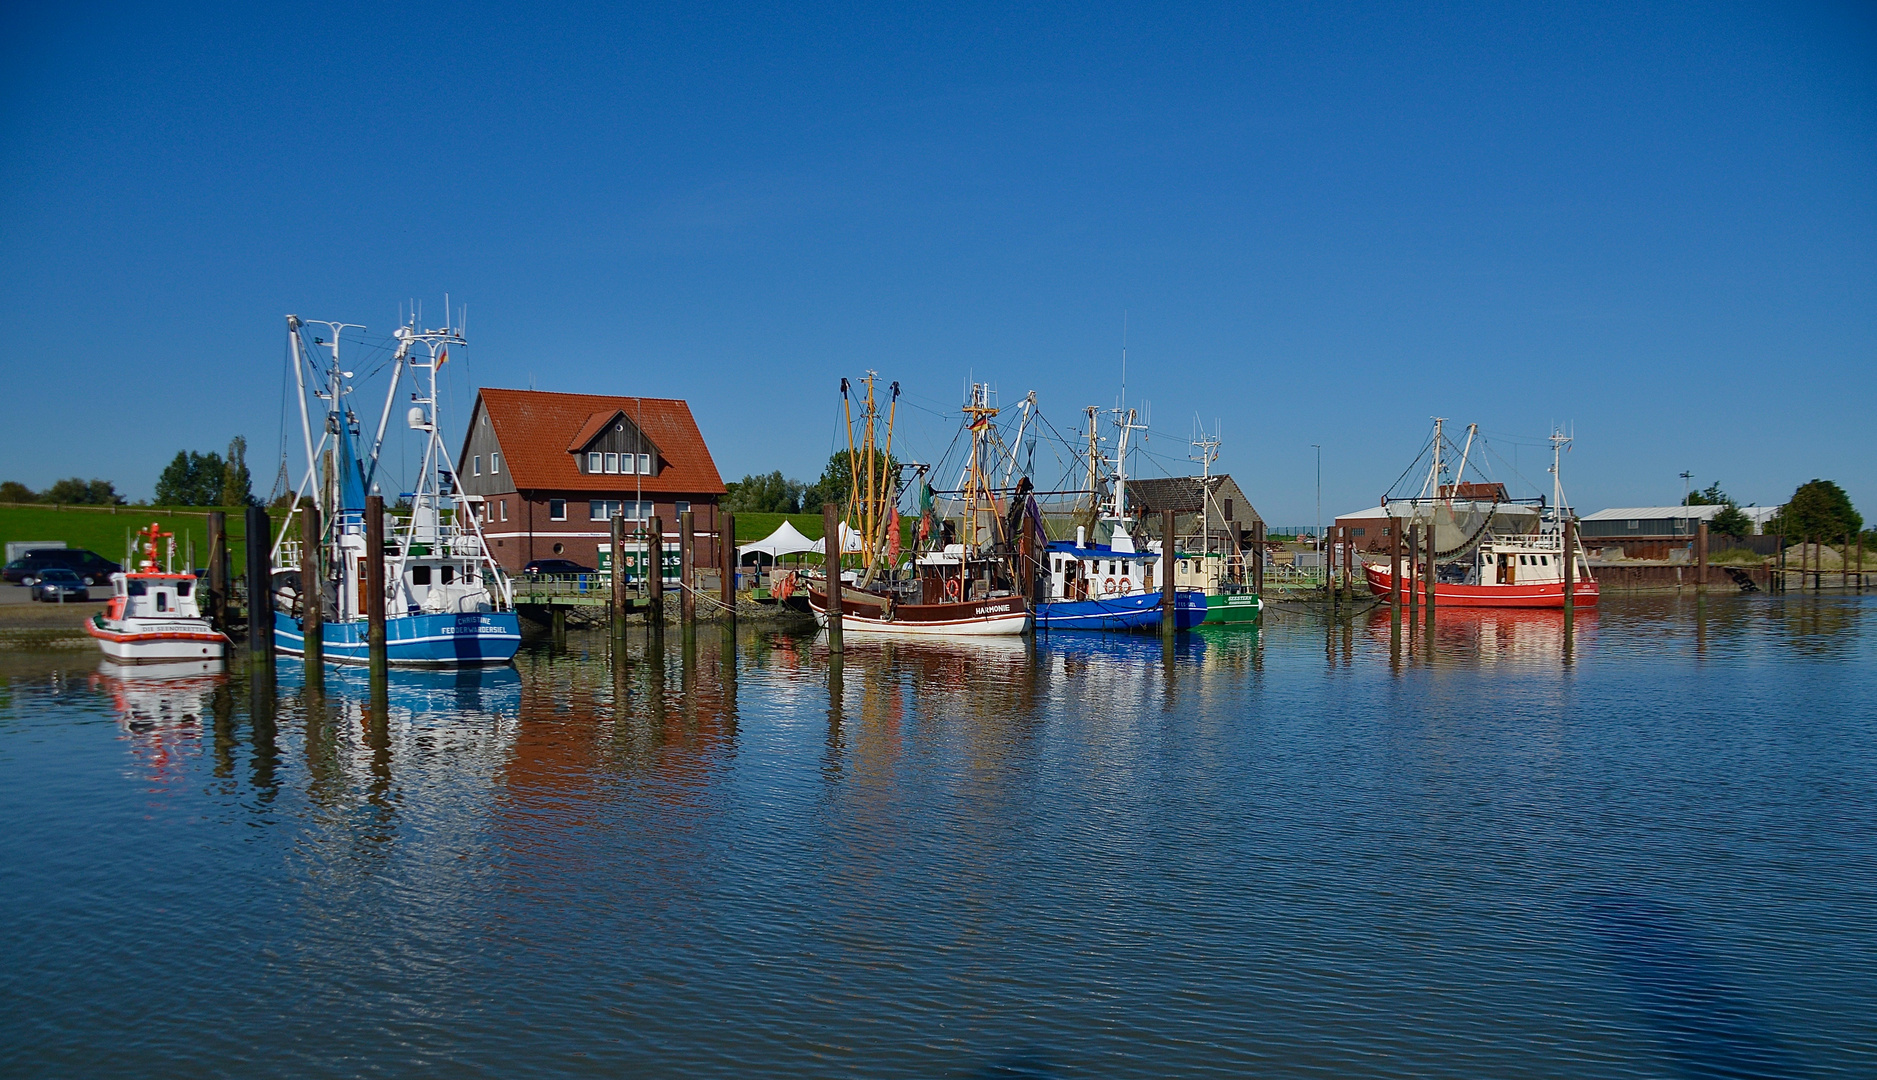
[1856, 531, 1864, 592]
[244, 505, 274, 680]
[679, 510, 697, 628]
[1389, 518, 1401, 623]
[552, 606, 566, 645]
[823, 502, 843, 653]
[1343, 525, 1355, 604]
[206, 510, 228, 632]
[720, 511, 737, 624]
[1845, 531, 1854, 591]
[1563, 515, 1576, 621]
[1407, 523, 1419, 612]
[1161, 509, 1177, 636]
[300, 503, 323, 685]
[1253, 521, 1265, 598]
[610, 513, 627, 636]
[1424, 517, 1437, 622]
[1697, 520, 1709, 594]
[647, 516, 665, 628]
[366, 494, 387, 677]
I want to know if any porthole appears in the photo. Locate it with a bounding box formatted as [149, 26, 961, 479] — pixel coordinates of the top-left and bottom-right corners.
[553, 543, 565, 555]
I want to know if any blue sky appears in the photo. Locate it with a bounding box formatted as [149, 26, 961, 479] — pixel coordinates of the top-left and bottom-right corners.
[2, 2, 1871, 522]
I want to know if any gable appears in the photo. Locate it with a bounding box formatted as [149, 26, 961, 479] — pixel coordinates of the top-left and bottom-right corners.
[467, 388, 726, 494]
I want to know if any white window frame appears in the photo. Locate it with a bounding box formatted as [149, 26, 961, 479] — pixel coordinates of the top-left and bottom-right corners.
[473, 455, 482, 476]
[491, 452, 501, 474]
[588, 452, 602, 473]
[638, 453, 651, 474]
[621, 454, 637, 475]
[548, 499, 566, 521]
[605, 453, 619, 474]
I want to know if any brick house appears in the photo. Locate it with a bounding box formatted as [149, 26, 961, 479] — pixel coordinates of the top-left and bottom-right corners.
[456, 388, 727, 573]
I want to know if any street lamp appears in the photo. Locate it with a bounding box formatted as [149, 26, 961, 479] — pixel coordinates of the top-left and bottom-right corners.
[1680, 471, 1693, 505]
[1312, 444, 1322, 564]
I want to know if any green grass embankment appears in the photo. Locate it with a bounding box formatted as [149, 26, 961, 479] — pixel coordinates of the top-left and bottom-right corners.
[0, 504, 289, 572]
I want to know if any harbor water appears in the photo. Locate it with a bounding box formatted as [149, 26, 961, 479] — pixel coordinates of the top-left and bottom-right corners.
[1, 595, 1872, 1077]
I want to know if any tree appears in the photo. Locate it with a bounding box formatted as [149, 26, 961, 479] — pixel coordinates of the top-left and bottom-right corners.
[724, 470, 807, 514]
[1710, 505, 1751, 538]
[1684, 482, 1731, 507]
[0, 480, 35, 503]
[41, 478, 124, 505]
[220, 435, 254, 507]
[154, 450, 226, 506]
[1767, 479, 1862, 541]
[807, 449, 898, 514]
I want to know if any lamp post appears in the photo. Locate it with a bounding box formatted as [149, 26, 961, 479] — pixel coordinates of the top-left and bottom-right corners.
[1680, 470, 1693, 505]
[1312, 444, 1322, 569]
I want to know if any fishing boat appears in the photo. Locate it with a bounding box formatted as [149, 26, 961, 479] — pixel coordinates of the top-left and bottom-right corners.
[1034, 405, 1207, 632]
[805, 376, 1032, 636]
[84, 522, 231, 663]
[1363, 423, 1598, 609]
[270, 311, 522, 666]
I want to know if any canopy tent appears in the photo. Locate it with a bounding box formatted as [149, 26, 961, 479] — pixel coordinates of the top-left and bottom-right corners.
[738, 520, 821, 564]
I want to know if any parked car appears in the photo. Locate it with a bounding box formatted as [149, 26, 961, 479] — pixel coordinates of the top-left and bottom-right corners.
[30, 568, 90, 603]
[522, 558, 595, 578]
[3, 548, 122, 586]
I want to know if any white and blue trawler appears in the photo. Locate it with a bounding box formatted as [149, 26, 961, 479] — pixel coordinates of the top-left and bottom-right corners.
[270, 312, 520, 667]
[1034, 406, 1206, 633]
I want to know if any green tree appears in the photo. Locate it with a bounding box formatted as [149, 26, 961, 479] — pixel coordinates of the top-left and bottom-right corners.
[0, 480, 35, 503]
[1684, 482, 1731, 507]
[1767, 479, 1862, 541]
[154, 451, 226, 506]
[1710, 505, 1751, 537]
[220, 436, 254, 507]
[41, 477, 124, 505]
[724, 470, 807, 514]
[807, 449, 898, 514]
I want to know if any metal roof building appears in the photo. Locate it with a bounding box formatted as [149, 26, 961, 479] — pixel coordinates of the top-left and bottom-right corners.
[1578, 506, 1726, 537]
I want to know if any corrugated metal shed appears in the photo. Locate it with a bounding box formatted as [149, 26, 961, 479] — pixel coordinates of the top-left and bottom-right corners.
[1579, 505, 1725, 537]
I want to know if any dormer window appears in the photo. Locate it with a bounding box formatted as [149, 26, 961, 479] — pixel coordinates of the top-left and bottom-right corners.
[588, 452, 601, 473]
[638, 453, 651, 474]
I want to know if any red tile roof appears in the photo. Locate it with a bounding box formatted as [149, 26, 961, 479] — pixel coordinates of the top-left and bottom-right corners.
[472, 388, 726, 495]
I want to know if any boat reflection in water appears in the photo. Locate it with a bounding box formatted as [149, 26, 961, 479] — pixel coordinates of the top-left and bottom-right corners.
[1364, 604, 1599, 665]
[91, 658, 228, 783]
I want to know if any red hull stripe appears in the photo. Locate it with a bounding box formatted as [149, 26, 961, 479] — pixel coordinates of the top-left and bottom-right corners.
[1364, 568, 1598, 608]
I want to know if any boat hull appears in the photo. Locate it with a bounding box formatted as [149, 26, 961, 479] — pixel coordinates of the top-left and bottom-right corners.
[1203, 592, 1263, 624]
[1364, 565, 1598, 608]
[85, 614, 228, 664]
[274, 611, 522, 666]
[1036, 590, 1208, 631]
[808, 588, 1031, 637]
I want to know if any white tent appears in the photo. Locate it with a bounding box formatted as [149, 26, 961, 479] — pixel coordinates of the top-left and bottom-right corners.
[738, 520, 822, 563]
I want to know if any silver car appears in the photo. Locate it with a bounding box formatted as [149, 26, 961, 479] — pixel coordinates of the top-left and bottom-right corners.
[31, 568, 90, 603]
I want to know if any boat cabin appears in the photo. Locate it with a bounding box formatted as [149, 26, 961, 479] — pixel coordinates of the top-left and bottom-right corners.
[1469, 535, 1590, 586]
[110, 573, 202, 620]
[1044, 540, 1163, 601]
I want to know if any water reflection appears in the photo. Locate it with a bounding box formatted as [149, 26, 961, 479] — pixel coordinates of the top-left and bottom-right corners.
[90, 658, 225, 785]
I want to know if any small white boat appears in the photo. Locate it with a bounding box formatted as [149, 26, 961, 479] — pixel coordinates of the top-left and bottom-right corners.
[85, 522, 230, 664]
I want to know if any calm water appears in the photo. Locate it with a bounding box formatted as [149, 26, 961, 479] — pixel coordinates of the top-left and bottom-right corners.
[1, 596, 1873, 1078]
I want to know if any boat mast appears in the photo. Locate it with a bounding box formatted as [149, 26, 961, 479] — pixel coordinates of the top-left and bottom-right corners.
[1548, 428, 1572, 532]
[1453, 423, 1478, 493]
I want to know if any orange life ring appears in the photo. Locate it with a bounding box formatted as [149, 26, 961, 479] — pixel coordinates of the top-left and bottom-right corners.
[1103, 577, 1119, 595]
[944, 577, 962, 600]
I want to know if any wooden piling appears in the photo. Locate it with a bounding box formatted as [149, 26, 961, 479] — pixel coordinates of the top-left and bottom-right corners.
[1407, 523, 1419, 611]
[720, 511, 737, 621]
[206, 510, 228, 632]
[1162, 509, 1177, 636]
[1389, 519, 1401, 620]
[823, 502, 843, 652]
[1424, 518, 1437, 619]
[300, 503, 323, 674]
[1697, 520, 1709, 593]
[244, 504, 274, 677]
[647, 516, 665, 626]
[1563, 516, 1576, 621]
[1253, 521, 1265, 597]
[680, 510, 696, 626]
[1857, 531, 1864, 592]
[610, 513, 627, 635]
[1343, 525, 1355, 604]
[366, 495, 387, 677]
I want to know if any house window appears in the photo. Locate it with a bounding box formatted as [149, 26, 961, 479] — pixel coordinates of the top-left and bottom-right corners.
[675, 500, 690, 518]
[1353, 528, 1365, 537]
[591, 499, 626, 521]
[1627, 520, 1639, 529]
[638, 453, 651, 474]
[491, 453, 501, 474]
[605, 453, 619, 473]
[549, 499, 566, 521]
[473, 455, 482, 476]
[630, 500, 653, 521]
[499, 500, 507, 522]
[622, 453, 637, 475]
[1225, 499, 1233, 521]
[588, 452, 601, 473]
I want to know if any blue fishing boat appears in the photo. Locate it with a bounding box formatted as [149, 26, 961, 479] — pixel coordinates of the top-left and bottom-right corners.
[1032, 406, 1205, 633]
[270, 310, 520, 667]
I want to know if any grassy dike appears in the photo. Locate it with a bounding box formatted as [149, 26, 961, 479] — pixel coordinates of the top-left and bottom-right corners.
[1, 504, 290, 575]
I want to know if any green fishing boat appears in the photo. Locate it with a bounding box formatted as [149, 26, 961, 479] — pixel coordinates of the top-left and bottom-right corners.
[1172, 550, 1262, 625]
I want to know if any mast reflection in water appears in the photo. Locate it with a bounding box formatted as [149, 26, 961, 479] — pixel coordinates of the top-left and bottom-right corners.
[2, 595, 1872, 1078]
